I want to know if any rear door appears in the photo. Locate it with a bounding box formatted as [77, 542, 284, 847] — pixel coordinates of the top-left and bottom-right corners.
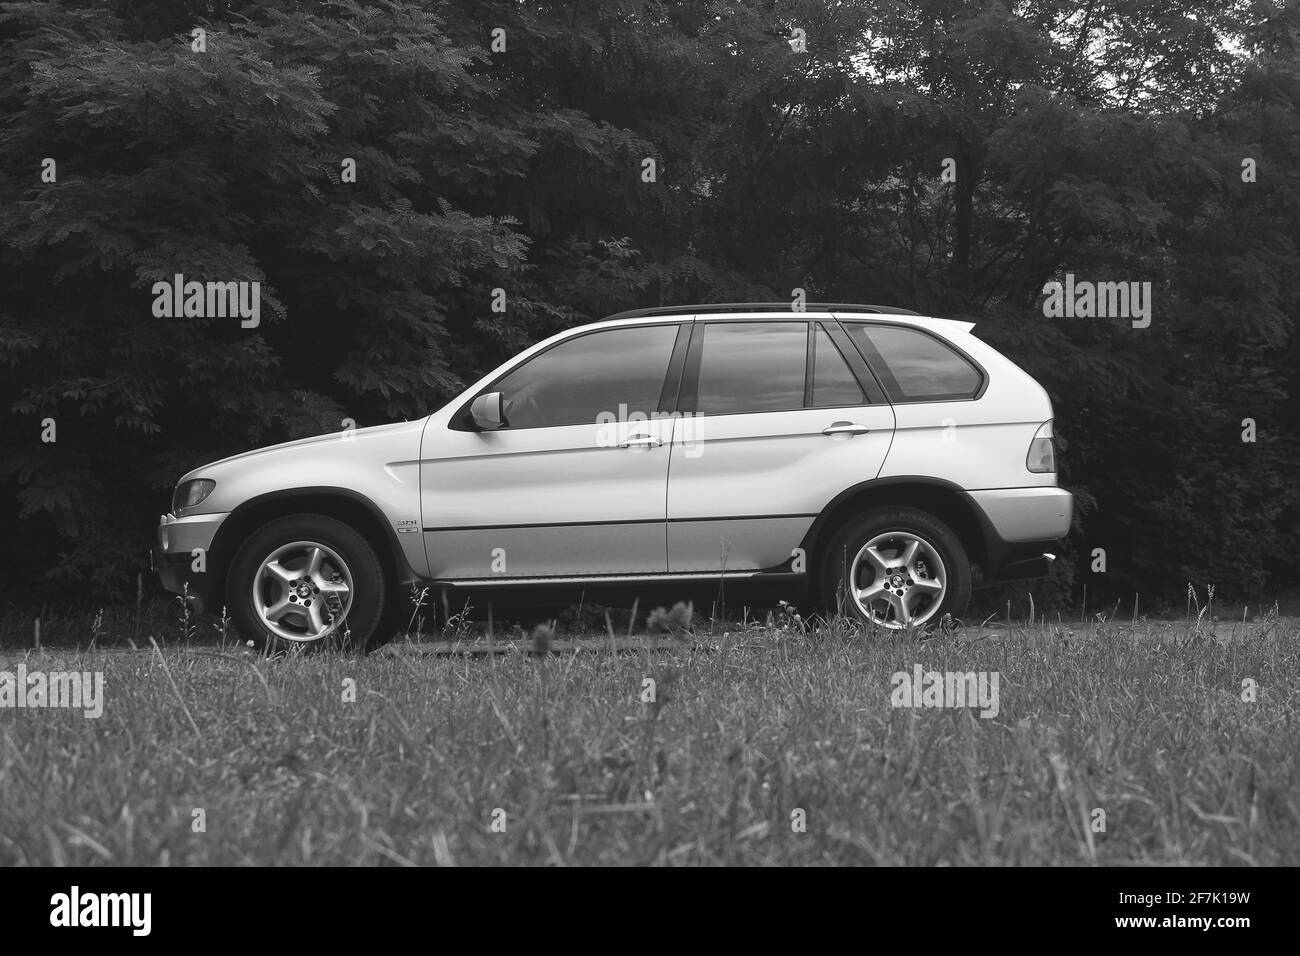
[665, 317, 896, 572]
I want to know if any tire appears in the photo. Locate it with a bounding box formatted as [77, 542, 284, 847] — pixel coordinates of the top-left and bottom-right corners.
[820, 506, 971, 629]
[226, 514, 391, 653]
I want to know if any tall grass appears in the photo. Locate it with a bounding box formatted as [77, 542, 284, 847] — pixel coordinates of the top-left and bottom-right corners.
[0, 609, 1295, 865]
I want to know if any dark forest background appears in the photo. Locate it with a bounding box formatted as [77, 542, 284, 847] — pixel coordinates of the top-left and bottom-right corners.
[1, 0, 1297, 613]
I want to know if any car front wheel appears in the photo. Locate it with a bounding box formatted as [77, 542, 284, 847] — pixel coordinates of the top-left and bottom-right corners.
[226, 514, 389, 652]
[821, 506, 971, 629]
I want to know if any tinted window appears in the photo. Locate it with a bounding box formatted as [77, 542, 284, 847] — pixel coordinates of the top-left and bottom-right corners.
[694, 322, 806, 415]
[846, 324, 981, 402]
[812, 325, 866, 406]
[494, 324, 678, 428]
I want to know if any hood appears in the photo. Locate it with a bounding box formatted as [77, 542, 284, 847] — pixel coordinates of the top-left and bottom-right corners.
[179, 418, 427, 483]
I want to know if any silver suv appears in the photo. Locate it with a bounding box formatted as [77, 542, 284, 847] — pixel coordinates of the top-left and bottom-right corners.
[153, 303, 1073, 649]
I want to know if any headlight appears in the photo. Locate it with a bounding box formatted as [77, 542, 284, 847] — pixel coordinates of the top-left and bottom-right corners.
[173, 479, 216, 512]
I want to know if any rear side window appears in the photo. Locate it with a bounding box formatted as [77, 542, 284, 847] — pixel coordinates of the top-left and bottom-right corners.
[692, 322, 806, 414]
[811, 324, 866, 406]
[845, 324, 982, 402]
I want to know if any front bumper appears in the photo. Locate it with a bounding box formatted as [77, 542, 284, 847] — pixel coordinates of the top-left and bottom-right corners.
[152, 511, 229, 612]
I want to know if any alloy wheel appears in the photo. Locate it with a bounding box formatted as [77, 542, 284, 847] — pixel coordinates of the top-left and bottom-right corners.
[848, 531, 947, 628]
[252, 540, 354, 643]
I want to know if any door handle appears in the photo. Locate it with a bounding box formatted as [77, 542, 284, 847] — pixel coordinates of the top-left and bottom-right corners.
[618, 434, 664, 448]
[822, 421, 870, 436]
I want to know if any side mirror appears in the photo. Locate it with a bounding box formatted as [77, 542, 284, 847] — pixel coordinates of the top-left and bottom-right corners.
[470, 391, 505, 430]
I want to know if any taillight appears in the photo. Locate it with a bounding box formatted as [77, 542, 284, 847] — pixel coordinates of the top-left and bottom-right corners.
[1026, 421, 1056, 473]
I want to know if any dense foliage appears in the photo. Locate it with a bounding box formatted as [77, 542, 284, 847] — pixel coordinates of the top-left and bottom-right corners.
[1, 0, 1296, 608]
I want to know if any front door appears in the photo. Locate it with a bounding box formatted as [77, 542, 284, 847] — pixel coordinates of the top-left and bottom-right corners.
[421, 322, 686, 580]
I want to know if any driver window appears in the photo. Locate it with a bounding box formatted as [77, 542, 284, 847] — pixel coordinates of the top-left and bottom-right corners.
[493, 324, 679, 429]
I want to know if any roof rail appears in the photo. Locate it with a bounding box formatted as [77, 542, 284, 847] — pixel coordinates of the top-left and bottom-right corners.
[601, 302, 920, 322]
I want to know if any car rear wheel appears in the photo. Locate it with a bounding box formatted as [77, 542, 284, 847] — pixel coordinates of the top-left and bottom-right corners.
[226, 514, 390, 652]
[821, 507, 971, 629]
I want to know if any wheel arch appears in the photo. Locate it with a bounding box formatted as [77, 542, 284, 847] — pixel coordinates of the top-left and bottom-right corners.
[207, 488, 415, 610]
[800, 476, 993, 578]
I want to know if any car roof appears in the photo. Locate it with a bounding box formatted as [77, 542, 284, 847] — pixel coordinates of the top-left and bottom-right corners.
[601, 302, 919, 321]
[584, 303, 975, 336]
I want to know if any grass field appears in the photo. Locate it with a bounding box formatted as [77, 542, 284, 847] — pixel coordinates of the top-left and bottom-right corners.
[1, 603, 1296, 866]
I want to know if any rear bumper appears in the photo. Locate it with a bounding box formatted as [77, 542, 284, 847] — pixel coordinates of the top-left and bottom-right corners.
[976, 539, 1062, 586]
[985, 545, 1056, 582]
[152, 511, 228, 612]
[965, 487, 1073, 585]
[967, 487, 1073, 542]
